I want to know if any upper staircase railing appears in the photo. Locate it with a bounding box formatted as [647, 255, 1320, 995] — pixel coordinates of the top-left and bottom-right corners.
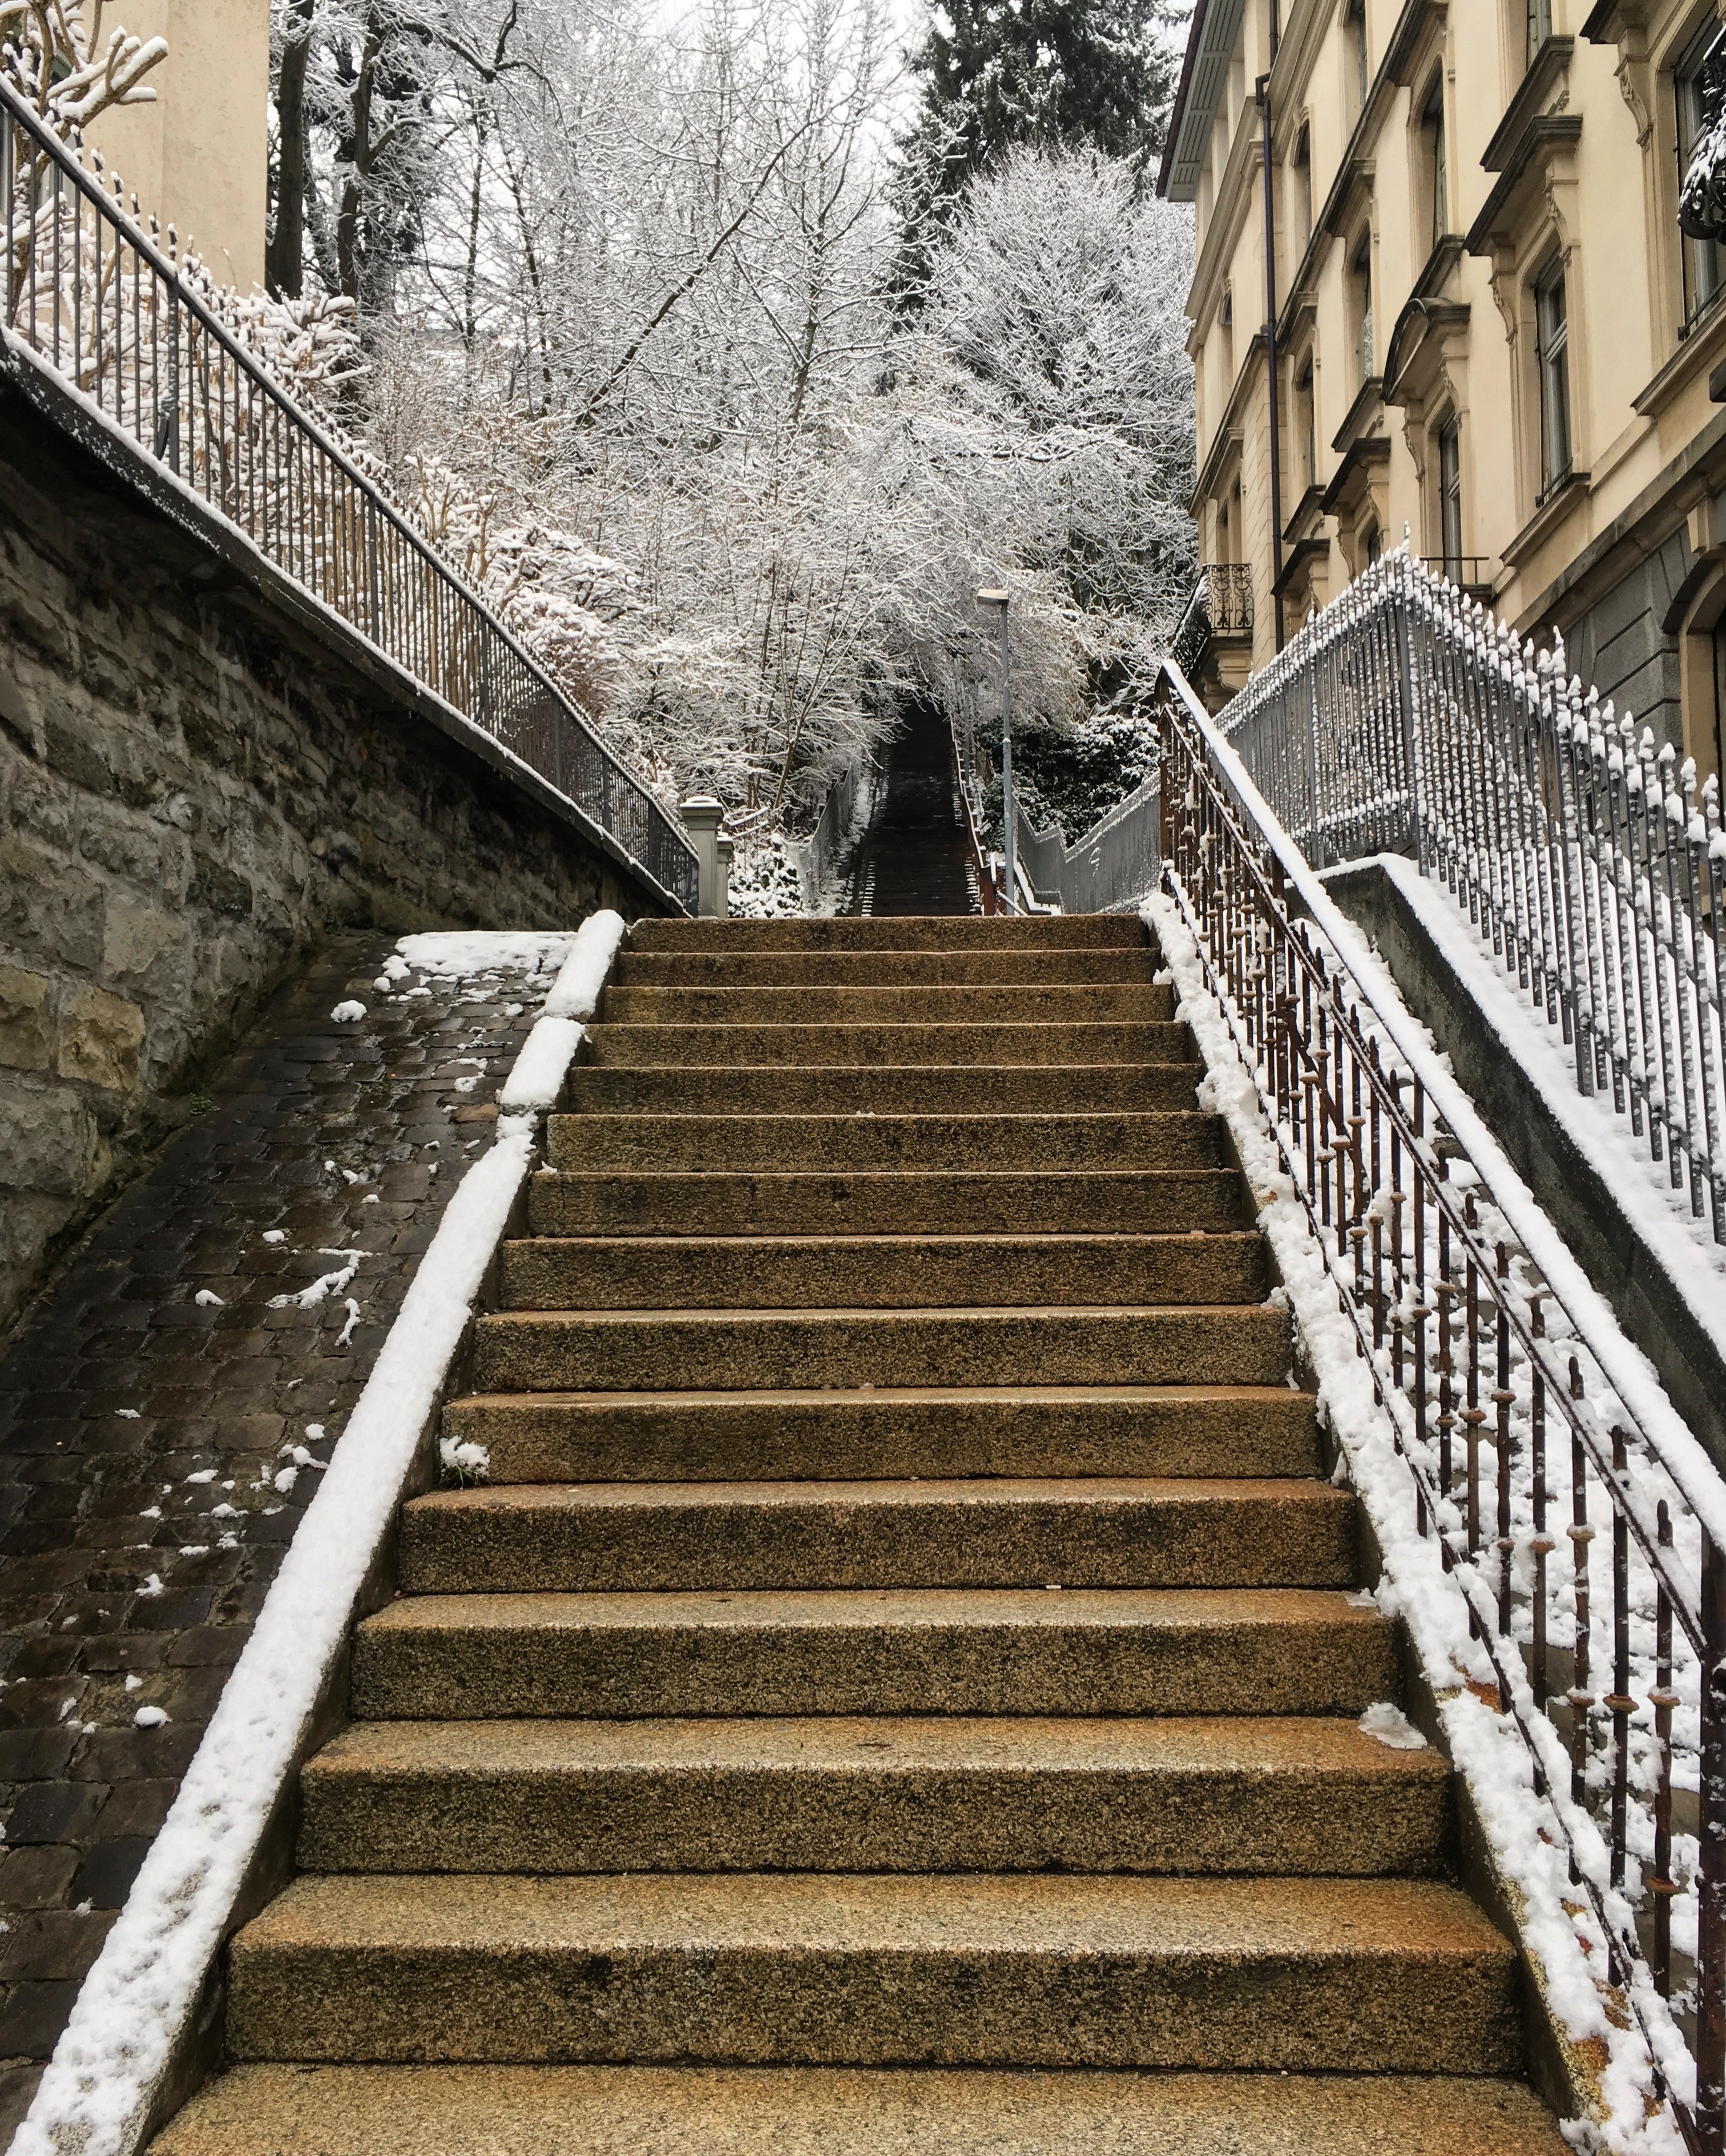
[0, 76, 698, 915]
[1216, 547, 1726, 1245]
[1159, 657, 1726, 2154]
[1013, 777, 1161, 915]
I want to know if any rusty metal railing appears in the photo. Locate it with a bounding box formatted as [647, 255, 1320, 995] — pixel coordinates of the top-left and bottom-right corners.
[1160, 653, 1726, 2154]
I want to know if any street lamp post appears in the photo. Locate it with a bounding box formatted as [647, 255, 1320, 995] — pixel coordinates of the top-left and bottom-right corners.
[977, 588, 1014, 914]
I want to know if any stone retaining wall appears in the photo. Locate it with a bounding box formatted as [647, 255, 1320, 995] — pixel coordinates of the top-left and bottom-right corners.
[0, 363, 664, 1336]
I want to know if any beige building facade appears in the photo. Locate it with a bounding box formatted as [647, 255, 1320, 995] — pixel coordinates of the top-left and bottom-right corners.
[87, 0, 269, 293]
[1160, 0, 1726, 790]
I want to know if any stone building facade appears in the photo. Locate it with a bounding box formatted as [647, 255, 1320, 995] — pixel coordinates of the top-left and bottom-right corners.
[1160, 0, 1726, 789]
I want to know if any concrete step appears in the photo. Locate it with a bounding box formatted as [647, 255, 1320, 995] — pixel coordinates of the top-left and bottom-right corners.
[598, 985, 1176, 1025]
[398, 1477, 1353, 1593]
[350, 1586, 1394, 1719]
[562, 1065, 1204, 1114]
[297, 1714, 1448, 1876]
[150, 2064, 1570, 2156]
[582, 1023, 1189, 1067]
[224, 1872, 1519, 2072]
[527, 1170, 1248, 1238]
[611, 951, 1162, 987]
[473, 1304, 1293, 1393]
[439, 1384, 1323, 1484]
[543, 1112, 1225, 1173]
[631, 915, 1150, 950]
[498, 1234, 1271, 1313]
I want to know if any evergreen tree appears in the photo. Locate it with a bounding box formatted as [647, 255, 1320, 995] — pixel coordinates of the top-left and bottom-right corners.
[892, 0, 1179, 300]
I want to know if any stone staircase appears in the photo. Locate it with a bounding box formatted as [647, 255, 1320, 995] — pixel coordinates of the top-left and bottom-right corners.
[154, 914, 1567, 2154]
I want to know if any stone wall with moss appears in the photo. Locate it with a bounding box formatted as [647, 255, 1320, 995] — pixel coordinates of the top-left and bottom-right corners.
[0, 368, 664, 1336]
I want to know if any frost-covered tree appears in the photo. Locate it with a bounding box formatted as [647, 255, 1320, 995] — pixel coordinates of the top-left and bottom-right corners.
[890, 0, 1180, 297]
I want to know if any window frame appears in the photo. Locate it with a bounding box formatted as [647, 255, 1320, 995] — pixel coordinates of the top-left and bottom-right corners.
[1422, 73, 1448, 251]
[1534, 256, 1572, 492]
[1353, 231, 1375, 383]
[1346, 0, 1369, 112]
[1437, 415, 1463, 576]
[1674, 14, 1726, 336]
[1526, 0, 1551, 70]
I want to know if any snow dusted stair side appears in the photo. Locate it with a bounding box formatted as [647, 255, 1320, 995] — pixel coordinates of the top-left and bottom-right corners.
[150, 912, 1568, 2155]
[12, 914, 630, 2156]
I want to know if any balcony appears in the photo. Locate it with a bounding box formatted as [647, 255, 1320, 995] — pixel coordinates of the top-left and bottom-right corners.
[1170, 564, 1255, 708]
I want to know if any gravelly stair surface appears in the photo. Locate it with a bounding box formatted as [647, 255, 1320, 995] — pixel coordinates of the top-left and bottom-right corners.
[151, 913, 1570, 2156]
[0, 932, 560, 2134]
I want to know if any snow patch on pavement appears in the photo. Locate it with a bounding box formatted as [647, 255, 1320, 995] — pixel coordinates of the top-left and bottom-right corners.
[15, 914, 630, 2156]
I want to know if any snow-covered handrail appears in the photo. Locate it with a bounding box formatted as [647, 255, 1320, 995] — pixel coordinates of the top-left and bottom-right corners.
[1215, 547, 1726, 1249]
[0, 76, 697, 916]
[1159, 656, 1726, 2156]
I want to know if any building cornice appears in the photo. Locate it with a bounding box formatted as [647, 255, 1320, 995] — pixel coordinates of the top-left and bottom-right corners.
[1463, 115, 1583, 255]
[1481, 37, 1575, 171]
[1321, 430, 1392, 515]
[1158, 0, 1253, 200]
[1331, 375, 1388, 455]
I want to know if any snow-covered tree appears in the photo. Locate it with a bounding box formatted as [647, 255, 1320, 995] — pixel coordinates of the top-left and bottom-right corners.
[890, 0, 1180, 298]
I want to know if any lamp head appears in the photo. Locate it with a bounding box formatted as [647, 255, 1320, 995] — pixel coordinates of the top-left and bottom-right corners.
[976, 588, 1010, 608]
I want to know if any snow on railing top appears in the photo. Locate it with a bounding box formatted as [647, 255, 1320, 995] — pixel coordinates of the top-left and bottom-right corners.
[1159, 660, 1726, 2154]
[1217, 546, 1726, 1248]
[0, 75, 698, 915]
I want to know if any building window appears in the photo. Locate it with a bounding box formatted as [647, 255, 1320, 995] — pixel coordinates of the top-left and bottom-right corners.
[1423, 75, 1447, 250]
[1676, 17, 1726, 332]
[1535, 257, 1572, 490]
[1713, 616, 1726, 787]
[1438, 417, 1463, 576]
[1354, 233, 1374, 381]
[1297, 361, 1317, 489]
[1294, 126, 1313, 252]
[1348, 0, 1370, 110]
[1527, 0, 1551, 67]
[1362, 518, 1383, 566]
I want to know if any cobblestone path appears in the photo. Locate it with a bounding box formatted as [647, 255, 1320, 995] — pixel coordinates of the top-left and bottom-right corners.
[0, 931, 566, 2134]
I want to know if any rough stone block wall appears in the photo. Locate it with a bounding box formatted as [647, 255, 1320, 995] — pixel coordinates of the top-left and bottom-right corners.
[1559, 531, 1689, 753]
[0, 383, 656, 1335]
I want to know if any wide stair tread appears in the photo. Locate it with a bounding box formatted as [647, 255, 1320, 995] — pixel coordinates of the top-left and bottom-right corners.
[151, 2065, 1570, 2155]
[526, 1169, 1248, 1237]
[350, 1585, 1395, 1718]
[298, 1713, 1450, 1877]
[440, 1382, 1324, 1482]
[224, 1872, 1521, 2072]
[398, 1475, 1353, 1590]
[498, 1232, 1269, 1310]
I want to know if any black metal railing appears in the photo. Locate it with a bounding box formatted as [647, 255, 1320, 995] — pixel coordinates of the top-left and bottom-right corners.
[0, 77, 696, 913]
[1170, 563, 1254, 682]
[1160, 657, 1726, 2154]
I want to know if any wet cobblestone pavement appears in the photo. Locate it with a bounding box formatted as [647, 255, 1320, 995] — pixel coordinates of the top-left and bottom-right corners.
[0, 930, 567, 2132]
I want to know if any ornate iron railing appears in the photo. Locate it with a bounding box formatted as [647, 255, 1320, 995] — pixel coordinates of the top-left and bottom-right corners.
[0, 76, 697, 913]
[1170, 562, 1255, 680]
[1217, 548, 1726, 1246]
[1159, 657, 1726, 2153]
